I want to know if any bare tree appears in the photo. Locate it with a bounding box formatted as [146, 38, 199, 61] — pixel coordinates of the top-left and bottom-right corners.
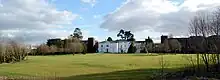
[199, 12, 211, 71]
[159, 54, 165, 79]
[158, 54, 169, 79]
[0, 43, 5, 63]
[189, 11, 212, 72]
[182, 54, 196, 73]
[0, 40, 29, 63]
[210, 8, 220, 70]
[210, 8, 220, 35]
[189, 14, 201, 71]
[189, 15, 200, 36]
[168, 33, 174, 38]
[197, 12, 211, 37]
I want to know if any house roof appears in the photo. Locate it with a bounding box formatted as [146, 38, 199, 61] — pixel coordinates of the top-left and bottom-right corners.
[99, 40, 145, 43]
[135, 41, 145, 43]
[99, 41, 123, 43]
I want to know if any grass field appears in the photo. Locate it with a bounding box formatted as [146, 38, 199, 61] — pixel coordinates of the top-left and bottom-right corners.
[0, 54, 194, 80]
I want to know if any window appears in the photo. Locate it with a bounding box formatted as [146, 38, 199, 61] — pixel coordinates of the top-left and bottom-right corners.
[124, 45, 126, 47]
[106, 45, 109, 47]
[101, 45, 103, 47]
[106, 49, 109, 53]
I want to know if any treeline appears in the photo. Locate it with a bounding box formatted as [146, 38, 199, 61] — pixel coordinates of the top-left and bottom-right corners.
[0, 40, 29, 64]
[31, 37, 87, 56]
[30, 28, 92, 55]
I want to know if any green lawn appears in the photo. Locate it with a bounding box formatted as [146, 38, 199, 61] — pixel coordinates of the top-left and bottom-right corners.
[0, 54, 194, 80]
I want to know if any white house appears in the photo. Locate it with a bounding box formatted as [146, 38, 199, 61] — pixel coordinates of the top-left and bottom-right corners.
[98, 41, 130, 53]
[98, 40, 145, 53]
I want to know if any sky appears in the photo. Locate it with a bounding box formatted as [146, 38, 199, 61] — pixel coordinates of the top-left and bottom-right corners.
[0, 0, 220, 45]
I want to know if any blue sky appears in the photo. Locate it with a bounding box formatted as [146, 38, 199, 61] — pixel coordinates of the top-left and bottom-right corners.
[52, 0, 127, 41]
[50, 0, 184, 41]
[0, 0, 219, 45]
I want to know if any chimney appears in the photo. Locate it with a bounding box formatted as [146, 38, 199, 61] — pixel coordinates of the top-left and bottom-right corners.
[161, 35, 168, 43]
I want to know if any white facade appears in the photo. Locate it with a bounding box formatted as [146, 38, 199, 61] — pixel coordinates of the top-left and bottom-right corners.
[98, 41, 131, 53]
[134, 43, 144, 53]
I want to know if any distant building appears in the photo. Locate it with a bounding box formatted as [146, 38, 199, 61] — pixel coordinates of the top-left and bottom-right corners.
[86, 37, 98, 53]
[98, 40, 145, 53]
[160, 35, 195, 53]
[159, 35, 220, 53]
[98, 41, 130, 53]
[161, 35, 168, 44]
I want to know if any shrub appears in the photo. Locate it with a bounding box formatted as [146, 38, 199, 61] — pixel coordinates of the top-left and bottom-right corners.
[36, 44, 50, 55]
[33, 37, 87, 55]
[0, 41, 29, 64]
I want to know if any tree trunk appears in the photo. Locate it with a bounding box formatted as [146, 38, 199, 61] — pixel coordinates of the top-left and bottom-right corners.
[217, 53, 220, 71]
[197, 53, 200, 71]
[202, 54, 209, 72]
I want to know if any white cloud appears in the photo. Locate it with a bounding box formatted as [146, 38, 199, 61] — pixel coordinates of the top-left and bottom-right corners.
[0, 29, 71, 44]
[100, 0, 220, 39]
[0, 0, 78, 44]
[81, 29, 100, 41]
[81, 0, 96, 7]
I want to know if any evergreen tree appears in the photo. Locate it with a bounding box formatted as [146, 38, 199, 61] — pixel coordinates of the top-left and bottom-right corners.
[107, 37, 113, 41]
[127, 42, 137, 53]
